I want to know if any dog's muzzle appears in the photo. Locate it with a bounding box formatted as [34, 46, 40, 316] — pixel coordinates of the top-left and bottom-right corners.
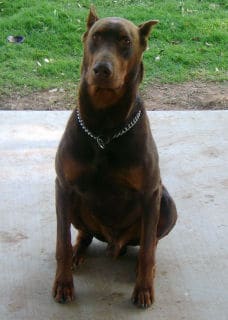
[93, 61, 113, 80]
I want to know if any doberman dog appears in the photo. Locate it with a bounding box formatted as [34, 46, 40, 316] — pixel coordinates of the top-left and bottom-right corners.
[52, 7, 177, 309]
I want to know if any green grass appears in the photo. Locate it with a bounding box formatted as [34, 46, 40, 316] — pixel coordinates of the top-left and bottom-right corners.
[0, 0, 227, 95]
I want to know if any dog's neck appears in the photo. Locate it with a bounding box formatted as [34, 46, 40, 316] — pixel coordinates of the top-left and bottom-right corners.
[78, 65, 143, 135]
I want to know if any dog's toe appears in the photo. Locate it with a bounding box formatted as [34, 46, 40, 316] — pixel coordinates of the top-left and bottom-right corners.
[52, 278, 75, 304]
[131, 285, 154, 309]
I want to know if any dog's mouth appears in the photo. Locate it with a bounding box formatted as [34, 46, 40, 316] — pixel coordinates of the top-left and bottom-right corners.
[87, 78, 123, 91]
[91, 83, 123, 91]
[86, 76, 125, 108]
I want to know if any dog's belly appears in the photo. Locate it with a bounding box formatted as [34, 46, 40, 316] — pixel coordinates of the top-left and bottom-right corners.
[81, 187, 140, 224]
[79, 199, 141, 245]
[80, 202, 141, 247]
[72, 176, 142, 242]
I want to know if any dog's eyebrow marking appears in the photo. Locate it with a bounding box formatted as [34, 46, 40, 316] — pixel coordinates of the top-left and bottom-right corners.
[89, 22, 134, 59]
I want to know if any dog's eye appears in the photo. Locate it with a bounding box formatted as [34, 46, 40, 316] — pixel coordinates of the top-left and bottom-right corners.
[120, 36, 132, 47]
[92, 32, 101, 42]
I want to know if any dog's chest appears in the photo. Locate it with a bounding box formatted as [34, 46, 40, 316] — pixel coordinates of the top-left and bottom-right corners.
[79, 164, 141, 208]
[67, 154, 144, 228]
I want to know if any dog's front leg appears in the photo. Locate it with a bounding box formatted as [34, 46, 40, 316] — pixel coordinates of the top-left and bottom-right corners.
[132, 187, 161, 308]
[52, 178, 75, 303]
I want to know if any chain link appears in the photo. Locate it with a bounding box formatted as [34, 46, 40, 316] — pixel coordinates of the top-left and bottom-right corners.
[76, 109, 142, 149]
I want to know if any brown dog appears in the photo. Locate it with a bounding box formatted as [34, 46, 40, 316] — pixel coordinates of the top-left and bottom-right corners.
[52, 7, 177, 309]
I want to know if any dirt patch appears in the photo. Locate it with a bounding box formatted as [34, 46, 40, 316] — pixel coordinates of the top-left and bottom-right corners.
[142, 81, 228, 110]
[0, 231, 28, 245]
[0, 88, 76, 111]
[0, 82, 227, 110]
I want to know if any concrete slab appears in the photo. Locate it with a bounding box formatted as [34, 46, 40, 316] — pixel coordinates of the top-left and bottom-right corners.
[0, 111, 227, 320]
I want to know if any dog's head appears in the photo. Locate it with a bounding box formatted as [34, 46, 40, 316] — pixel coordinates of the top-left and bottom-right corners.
[81, 7, 158, 107]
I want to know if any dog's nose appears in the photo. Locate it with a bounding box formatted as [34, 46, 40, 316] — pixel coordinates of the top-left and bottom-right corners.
[93, 62, 112, 79]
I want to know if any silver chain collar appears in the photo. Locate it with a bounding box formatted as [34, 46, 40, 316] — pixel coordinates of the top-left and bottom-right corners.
[76, 109, 142, 149]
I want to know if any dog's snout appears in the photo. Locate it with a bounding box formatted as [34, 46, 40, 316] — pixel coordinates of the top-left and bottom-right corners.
[93, 62, 113, 79]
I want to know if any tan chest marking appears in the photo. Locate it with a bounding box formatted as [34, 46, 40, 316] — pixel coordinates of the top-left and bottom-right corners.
[62, 157, 87, 183]
[112, 166, 144, 191]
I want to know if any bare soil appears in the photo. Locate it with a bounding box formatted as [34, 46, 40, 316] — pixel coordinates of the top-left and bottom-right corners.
[0, 81, 227, 110]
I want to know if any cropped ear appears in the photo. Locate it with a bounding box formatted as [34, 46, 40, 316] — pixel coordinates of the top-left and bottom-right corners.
[138, 20, 158, 49]
[87, 5, 99, 30]
[139, 20, 158, 39]
[83, 6, 99, 42]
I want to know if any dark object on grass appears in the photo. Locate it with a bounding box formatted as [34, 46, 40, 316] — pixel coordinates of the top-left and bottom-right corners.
[7, 35, 25, 43]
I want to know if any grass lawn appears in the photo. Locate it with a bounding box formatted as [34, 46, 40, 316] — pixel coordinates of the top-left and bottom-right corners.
[0, 0, 227, 95]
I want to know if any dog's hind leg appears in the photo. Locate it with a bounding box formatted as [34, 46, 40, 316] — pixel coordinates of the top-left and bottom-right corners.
[157, 186, 178, 240]
[72, 230, 93, 267]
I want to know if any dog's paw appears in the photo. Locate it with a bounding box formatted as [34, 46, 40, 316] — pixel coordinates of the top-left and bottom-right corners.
[72, 253, 85, 267]
[52, 278, 75, 303]
[72, 245, 86, 267]
[106, 243, 127, 259]
[131, 285, 154, 309]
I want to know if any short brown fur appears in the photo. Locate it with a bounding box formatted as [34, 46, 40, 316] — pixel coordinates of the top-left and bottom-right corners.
[52, 7, 177, 309]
